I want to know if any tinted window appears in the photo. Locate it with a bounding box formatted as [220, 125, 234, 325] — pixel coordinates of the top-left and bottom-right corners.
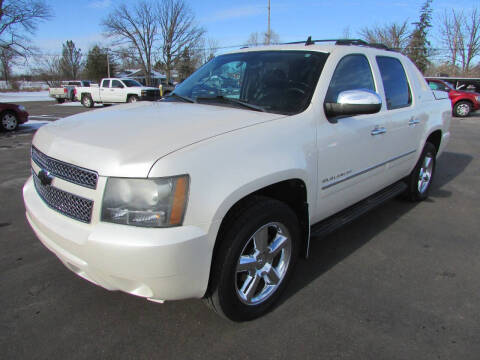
[325, 54, 375, 103]
[376, 56, 411, 109]
[123, 79, 142, 87]
[102, 80, 110, 88]
[112, 80, 124, 88]
[428, 81, 449, 92]
[172, 51, 329, 115]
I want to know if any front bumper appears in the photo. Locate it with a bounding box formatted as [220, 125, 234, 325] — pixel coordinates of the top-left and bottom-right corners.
[23, 176, 212, 301]
[139, 95, 161, 101]
[18, 111, 29, 124]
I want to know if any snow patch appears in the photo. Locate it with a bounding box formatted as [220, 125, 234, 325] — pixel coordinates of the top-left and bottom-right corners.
[54, 102, 105, 107]
[0, 91, 53, 102]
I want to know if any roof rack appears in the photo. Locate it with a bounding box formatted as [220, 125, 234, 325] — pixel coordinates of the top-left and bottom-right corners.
[283, 36, 394, 51]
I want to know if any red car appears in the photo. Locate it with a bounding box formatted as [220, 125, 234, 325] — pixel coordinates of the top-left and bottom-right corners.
[0, 103, 29, 131]
[426, 78, 480, 117]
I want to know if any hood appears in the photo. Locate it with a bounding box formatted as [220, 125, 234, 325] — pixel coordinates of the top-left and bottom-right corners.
[33, 101, 285, 177]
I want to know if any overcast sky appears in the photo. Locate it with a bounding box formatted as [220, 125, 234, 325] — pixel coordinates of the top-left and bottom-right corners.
[27, 0, 480, 56]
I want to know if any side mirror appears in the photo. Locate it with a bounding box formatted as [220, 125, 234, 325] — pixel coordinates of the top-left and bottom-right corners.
[324, 89, 382, 118]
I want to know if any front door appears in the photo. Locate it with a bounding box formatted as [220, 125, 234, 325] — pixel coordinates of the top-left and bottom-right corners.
[315, 54, 391, 222]
[110, 80, 126, 102]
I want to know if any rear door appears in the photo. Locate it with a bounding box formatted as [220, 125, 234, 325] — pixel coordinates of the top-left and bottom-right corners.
[100, 79, 112, 102]
[375, 56, 422, 182]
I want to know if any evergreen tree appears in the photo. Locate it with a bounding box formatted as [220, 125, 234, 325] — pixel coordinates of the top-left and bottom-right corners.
[85, 45, 115, 83]
[407, 0, 433, 73]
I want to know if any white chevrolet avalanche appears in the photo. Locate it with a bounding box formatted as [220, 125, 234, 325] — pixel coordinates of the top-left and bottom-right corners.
[23, 39, 451, 321]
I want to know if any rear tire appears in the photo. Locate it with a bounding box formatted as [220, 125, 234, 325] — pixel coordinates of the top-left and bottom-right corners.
[204, 196, 300, 321]
[453, 101, 471, 117]
[404, 142, 436, 201]
[56, 98, 65, 104]
[81, 94, 94, 108]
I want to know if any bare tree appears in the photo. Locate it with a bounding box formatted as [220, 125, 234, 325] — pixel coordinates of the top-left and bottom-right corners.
[102, 1, 158, 85]
[0, 0, 51, 54]
[115, 47, 141, 70]
[440, 8, 480, 74]
[247, 32, 261, 47]
[33, 55, 63, 87]
[359, 21, 410, 50]
[157, 0, 205, 82]
[60, 40, 83, 80]
[246, 30, 280, 47]
[0, 0, 51, 87]
[0, 47, 19, 83]
[198, 37, 218, 65]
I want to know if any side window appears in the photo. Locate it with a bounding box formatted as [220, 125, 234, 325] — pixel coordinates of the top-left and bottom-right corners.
[112, 80, 124, 88]
[102, 80, 110, 88]
[428, 81, 439, 90]
[376, 56, 411, 109]
[325, 54, 375, 103]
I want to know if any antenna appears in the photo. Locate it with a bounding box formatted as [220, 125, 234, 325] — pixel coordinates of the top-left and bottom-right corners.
[267, 0, 271, 45]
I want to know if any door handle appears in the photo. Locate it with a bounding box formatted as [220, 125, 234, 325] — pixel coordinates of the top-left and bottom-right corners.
[371, 127, 386, 136]
[408, 118, 420, 126]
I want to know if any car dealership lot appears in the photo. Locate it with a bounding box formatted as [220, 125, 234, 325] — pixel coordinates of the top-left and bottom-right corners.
[1, 103, 480, 359]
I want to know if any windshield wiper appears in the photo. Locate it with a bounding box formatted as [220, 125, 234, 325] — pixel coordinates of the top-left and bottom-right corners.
[167, 92, 195, 103]
[196, 96, 266, 112]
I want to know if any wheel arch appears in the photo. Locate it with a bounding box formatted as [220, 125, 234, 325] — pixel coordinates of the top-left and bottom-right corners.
[205, 177, 311, 297]
[452, 98, 473, 107]
[426, 129, 442, 154]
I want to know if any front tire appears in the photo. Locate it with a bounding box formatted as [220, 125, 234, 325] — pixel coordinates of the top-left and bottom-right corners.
[405, 142, 436, 201]
[1, 111, 18, 131]
[204, 196, 300, 321]
[127, 95, 138, 103]
[453, 101, 471, 117]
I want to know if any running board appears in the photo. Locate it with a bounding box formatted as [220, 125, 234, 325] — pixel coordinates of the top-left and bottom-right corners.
[310, 181, 407, 238]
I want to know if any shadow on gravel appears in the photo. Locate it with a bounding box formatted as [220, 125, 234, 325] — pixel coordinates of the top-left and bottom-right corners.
[278, 151, 473, 306]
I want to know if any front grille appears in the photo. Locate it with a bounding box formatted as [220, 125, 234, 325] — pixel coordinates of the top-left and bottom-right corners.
[31, 146, 98, 189]
[33, 171, 94, 223]
[141, 89, 161, 101]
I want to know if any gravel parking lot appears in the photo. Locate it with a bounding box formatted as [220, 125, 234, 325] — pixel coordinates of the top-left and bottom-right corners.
[1, 101, 479, 359]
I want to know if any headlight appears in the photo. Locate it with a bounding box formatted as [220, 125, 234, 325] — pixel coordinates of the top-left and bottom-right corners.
[476, 96, 480, 102]
[101, 175, 189, 227]
[18, 105, 26, 112]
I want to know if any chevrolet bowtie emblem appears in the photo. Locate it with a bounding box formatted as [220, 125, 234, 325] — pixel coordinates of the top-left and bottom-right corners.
[38, 169, 54, 186]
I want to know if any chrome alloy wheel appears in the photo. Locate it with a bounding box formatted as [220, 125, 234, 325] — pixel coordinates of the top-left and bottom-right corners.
[1, 112, 17, 131]
[235, 222, 292, 306]
[456, 103, 470, 117]
[418, 154, 434, 194]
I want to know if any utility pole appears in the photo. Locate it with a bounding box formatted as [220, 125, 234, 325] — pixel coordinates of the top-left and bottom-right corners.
[267, 0, 271, 45]
[106, 52, 111, 78]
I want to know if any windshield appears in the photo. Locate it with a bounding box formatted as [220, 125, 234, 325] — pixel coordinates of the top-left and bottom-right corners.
[171, 51, 329, 115]
[122, 79, 143, 87]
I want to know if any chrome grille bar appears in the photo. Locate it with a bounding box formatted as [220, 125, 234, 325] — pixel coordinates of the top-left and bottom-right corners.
[31, 146, 98, 189]
[33, 171, 94, 223]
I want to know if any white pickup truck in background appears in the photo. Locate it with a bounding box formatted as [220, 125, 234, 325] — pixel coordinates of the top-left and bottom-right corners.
[75, 78, 161, 107]
[49, 80, 92, 103]
[24, 39, 451, 321]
